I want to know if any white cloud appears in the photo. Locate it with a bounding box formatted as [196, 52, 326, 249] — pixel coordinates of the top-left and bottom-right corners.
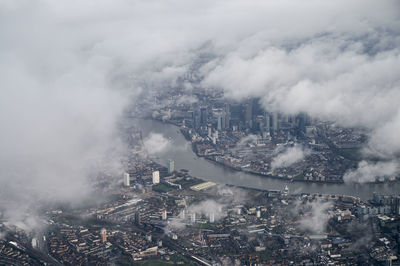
[271, 146, 310, 170]
[188, 200, 226, 221]
[1, 0, 399, 227]
[143, 133, 172, 155]
[343, 160, 399, 183]
[297, 199, 333, 234]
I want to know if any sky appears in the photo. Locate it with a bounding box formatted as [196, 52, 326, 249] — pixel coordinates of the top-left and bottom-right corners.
[0, 0, 399, 227]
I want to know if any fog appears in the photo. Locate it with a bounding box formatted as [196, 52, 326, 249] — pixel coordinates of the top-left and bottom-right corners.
[1, 0, 399, 227]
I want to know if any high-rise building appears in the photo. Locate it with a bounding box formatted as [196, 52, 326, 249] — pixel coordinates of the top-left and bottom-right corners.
[135, 212, 141, 225]
[272, 112, 279, 135]
[162, 209, 167, 220]
[245, 101, 253, 128]
[265, 112, 271, 133]
[152, 171, 160, 184]
[179, 209, 185, 219]
[217, 115, 222, 131]
[191, 213, 196, 223]
[200, 107, 207, 126]
[123, 173, 130, 187]
[100, 228, 107, 243]
[224, 103, 231, 130]
[167, 159, 174, 174]
[209, 212, 215, 223]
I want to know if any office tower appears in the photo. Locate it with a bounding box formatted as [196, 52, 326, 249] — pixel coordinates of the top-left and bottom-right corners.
[297, 112, 311, 133]
[191, 213, 196, 223]
[180, 209, 185, 219]
[200, 107, 207, 126]
[209, 212, 215, 223]
[162, 209, 167, 220]
[217, 115, 223, 131]
[100, 228, 107, 243]
[135, 212, 141, 225]
[194, 111, 201, 130]
[272, 112, 279, 135]
[245, 101, 253, 128]
[152, 171, 160, 184]
[167, 159, 174, 174]
[224, 103, 231, 130]
[123, 173, 130, 187]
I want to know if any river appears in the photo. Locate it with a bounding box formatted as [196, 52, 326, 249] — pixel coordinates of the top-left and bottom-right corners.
[131, 118, 400, 200]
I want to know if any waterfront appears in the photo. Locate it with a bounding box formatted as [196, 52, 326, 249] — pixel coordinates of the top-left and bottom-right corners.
[132, 118, 400, 200]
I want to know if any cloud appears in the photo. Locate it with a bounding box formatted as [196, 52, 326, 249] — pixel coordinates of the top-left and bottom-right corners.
[297, 199, 333, 234]
[176, 95, 198, 105]
[1, 0, 399, 228]
[143, 133, 172, 155]
[271, 146, 310, 170]
[236, 134, 259, 147]
[343, 160, 399, 183]
[188, 199, 226, 221]
[164, 217, 186, 235]
[198, 1, 400, 165]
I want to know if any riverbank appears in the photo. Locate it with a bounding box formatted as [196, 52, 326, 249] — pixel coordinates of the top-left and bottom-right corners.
[147, 117, 397, 185]
[203, 156, 345, 184]
[131, 116, 400, 200]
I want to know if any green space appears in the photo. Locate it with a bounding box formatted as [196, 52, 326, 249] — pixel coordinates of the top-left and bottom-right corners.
[336, 148, 361, 161]
[175, 178, 198, 188]
[153, 184, 175, 193]
[136, 260, 174, 266]
[257, 250, 271, 261]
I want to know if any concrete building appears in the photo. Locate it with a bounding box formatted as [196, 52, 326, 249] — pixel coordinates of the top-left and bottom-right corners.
[100, 228, 107, 243]
[123, 173, 130, 187]
[209, 212, 215, 223]
[152, 171, 160, 184]
[167, 159, 174, 174]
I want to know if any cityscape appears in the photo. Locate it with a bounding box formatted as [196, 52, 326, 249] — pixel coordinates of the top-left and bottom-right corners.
[1, 1, 400, 265]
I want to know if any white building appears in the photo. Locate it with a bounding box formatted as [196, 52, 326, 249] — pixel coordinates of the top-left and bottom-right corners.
[167, 159, 174, 174]
[162, 209, 167, 220]
[209, 212, 215, 223]
[152, 171, 160, 184]
[123, 173, 130, 187]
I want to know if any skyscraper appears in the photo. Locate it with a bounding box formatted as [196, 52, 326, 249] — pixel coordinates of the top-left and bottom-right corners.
[245, 101, 253, 128]
[100, 228, 107, 243]
[209, 212, 215, 223]
[123, 173, 130, 187]
[200, 107, 207, 126]
[135, 212, 141, 225]
[272, 112, 279, 135]
[167, 159, 174, 174]
[152, 171, 160, 184]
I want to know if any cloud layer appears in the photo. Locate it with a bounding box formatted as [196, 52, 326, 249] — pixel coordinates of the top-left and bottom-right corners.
[271, 146, 310, 170]
[1, 0, 399, 225]
[143, 133, 172, 155]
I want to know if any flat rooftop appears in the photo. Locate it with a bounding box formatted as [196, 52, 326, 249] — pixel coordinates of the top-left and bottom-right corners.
[190, 181, 217, 191]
